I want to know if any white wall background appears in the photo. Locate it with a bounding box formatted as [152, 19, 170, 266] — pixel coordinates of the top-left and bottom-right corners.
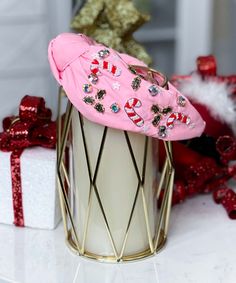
[212, 0, 236, 74]
[0, 0, 72, 123]
[175, 0, 213, 74]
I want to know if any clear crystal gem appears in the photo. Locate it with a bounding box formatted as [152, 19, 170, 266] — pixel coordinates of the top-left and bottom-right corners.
[158, 126, 167, 137]
[148, 85, 159, 96]
[88, 73, 98, 84]
[83, 84, 93, 93]
[98, 49, 110, 59]
[177, 96, 186, 107]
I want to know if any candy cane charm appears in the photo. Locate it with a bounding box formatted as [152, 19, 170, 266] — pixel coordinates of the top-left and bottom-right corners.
[90, 59, 101, 75]
[102, 60, 121, 76]
[90, 59, 121, 77]
[124, 98, 144, 127]
[166, 112, 191, 128]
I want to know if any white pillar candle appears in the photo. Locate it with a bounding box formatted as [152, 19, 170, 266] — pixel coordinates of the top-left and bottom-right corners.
[70, 108, 158, 257]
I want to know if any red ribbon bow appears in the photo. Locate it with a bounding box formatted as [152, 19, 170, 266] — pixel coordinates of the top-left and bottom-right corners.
[0, 95, 56, 226]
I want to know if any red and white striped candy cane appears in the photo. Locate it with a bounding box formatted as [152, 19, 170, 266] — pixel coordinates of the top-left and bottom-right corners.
[166, 112, 190, 128]
[124, 98, 144, 127]
[90, 59, 101, 75]
[90, 59, 121, 77]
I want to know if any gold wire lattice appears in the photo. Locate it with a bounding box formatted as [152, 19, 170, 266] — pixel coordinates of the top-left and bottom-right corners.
[57, 87, 175, 262]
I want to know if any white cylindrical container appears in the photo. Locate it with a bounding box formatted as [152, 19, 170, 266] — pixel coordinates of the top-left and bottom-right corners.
[70, 107, 157, 257]
[57, 99, 174, 262]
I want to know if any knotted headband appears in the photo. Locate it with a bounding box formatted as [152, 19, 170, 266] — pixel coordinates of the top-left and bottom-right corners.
[48, 33, 205, 140]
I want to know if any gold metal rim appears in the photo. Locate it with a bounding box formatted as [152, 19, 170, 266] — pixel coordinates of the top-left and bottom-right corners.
[65, 229, 167, 263]
[128, 64, 169, 89]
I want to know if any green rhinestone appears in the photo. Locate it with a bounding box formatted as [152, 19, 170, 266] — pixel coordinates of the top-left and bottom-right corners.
[151, 104, 160, 114]
[83, 84, 93, 93]
[96, 89, 106, 100]
[162, 106, 172, 115]
[128, 66, 137, 75]
[152, 115, 162, 127]
[94, 103, 105, 113]
[83, 96, 95, 105]
[131, 76, 141, 91]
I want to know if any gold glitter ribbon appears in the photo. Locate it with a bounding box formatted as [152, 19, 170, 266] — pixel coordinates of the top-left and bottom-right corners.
[71, 0, 152, 65]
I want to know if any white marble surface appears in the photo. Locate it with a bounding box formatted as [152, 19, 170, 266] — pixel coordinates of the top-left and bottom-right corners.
[0, 194, 235, 283]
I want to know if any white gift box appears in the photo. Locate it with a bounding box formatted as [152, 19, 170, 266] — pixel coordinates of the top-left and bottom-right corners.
[0, 146, 61, 229]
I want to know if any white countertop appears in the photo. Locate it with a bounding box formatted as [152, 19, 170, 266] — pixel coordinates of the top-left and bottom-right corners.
[0, 194, 235, 283]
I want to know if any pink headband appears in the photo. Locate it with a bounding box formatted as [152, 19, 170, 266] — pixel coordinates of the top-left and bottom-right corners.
[48, 33, 205, 140]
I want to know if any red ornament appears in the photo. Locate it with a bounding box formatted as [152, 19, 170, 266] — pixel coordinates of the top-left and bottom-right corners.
[197, 55, 217, 77]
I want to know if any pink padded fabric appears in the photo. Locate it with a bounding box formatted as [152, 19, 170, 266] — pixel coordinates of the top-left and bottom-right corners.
[48, 33, 205, 140]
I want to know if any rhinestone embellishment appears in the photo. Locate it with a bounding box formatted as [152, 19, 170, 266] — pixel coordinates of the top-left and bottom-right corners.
[162, 106, 172, 115]
[83, 96, 95, 105]
[158, 126, 167, 138]
[88, 73, 98, 84]
[94, 103, 105, 113]
[177, 96, 186, 107]
[96, 89, 106, 100]
[110, 103, 120, 113]
[148, 85, 159, 96]
[128, 66, 137, 75]
[83, 84, 93, 93]
[98, 49, 110, 59]
[151, 105, 160, 114]
[152, 115, 162, 127]
[131, 76, 141, 91]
